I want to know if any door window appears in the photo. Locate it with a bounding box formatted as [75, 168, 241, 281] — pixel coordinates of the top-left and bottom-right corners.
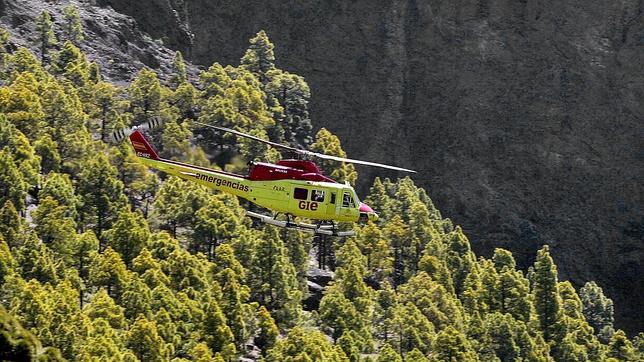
[311, 189, 325, 202]
[330, 192, 336, 204]
[294, 187, 308, 200]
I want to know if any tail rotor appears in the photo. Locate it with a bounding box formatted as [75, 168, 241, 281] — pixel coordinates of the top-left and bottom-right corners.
[110, 117, 163, 143]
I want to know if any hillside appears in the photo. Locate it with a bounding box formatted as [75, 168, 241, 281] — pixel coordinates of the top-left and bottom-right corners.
[88, 0, 644, 334]
[0, 5, 643, 360]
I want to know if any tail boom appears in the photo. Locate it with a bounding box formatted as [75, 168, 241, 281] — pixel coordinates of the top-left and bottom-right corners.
[129, 130, 251, 199]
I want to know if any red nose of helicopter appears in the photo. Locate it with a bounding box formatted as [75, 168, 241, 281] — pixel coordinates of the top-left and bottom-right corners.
[359, 202, 379, 222]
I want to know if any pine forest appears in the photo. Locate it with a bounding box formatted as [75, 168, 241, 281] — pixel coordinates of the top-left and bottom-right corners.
[0, 8, 642, 362]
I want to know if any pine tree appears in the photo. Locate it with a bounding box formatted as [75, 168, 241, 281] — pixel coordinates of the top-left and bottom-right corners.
[129, 68, 162, 122]
[9, 278, 53, 340]
[154, 307, 179, 355]
[218, 268, 247, 347]
[46, 280, 87, 359]
[153, 177, 209, 238]
[265, 70, 313, 147]
[0, 114, 40, 189]
[406, 348, 429, 362]
[76, 317, 128, 360]
[203, 298, 235, 357]
[383, 215, 411, 286]
[240, 30, 276, 83]
[35, 10, 57, 64]
[120, 276, 153, 320]
[356, 221, 393, 281]
[88, 246, 129, 299]
[126, 314, 170, 361]
[76, 153, 127, 242]
[16, 233, 60, 285]
[265, 326, 348, 362]
[0, 235, 16, 284]
[377, 343, 402, 362]
[533, 245, 566, 357]
[607, 330, 636, 361]
[31, 196, 77, 264]
[445, 226, 476, 296]
[249, 227, 301, 326]
[170, 51, 188, 88]
[319, 290, 365, 341]
[256, 305, 278, 354]
[83, 288, 126, 330]
[0, 200, 23, 249]
[364, 177, 394, 223]
[492, 248, 516, 272]
[104, 209, 150, 267]
[91, 81, 118, 142]
[39, 172, 78, 220]
[0, 150, 28, 212]
[579, 281, 614, 342]
[390, 302, 435, 355]
[62, 5, 84, 45]
[172, 81, 198, 120]
[432, 326, 479, 361]
[0, 304, 54, 361]
[479, 312, 520, 362]
[34, 134, 61, 174]
[495, 267, 531, 322]
[51, 40, 87, 77]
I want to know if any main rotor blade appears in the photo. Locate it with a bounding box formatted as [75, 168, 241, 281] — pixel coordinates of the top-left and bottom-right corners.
[192, 121, 300, 152]
[309, 152, 417, 173]
[192, 121, 416, 173]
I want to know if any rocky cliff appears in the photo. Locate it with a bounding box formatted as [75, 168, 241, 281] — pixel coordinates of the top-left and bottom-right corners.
[3, 0, 642, 333]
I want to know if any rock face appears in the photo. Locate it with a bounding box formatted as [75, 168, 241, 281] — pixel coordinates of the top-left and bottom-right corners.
[3, 0, 642, 333]
[0, 0, 192, 84]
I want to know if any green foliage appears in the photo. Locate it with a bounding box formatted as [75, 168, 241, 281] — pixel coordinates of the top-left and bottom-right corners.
[77, 153, 128, 240]
[432, 326, 479, 361]
[0, 200, 23, 248]
[580, 281, 614, 342]
[127, 314, 170, 361]
[377, 343, 402, 362]
[533, 246, 565, 344]
[265, 326, 348, 361]
[0, 305, 62, 361]
[241, 30, 276, 83]
[265, 70, 313, 147]
[256, 305, 278, 353]
[129, 68, 162, 122]
[104, 209, 150, 267]
[35, 11, 57, 63]
[171, 51, 188, 88]
[249, 227, 302, 327]
[62, 5, 84, 44]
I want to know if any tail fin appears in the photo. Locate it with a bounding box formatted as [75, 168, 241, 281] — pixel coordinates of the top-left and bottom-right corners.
[129, 130, 160, 160]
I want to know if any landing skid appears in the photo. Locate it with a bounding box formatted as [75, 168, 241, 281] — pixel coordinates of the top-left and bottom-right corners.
[246, 211, 354, 237]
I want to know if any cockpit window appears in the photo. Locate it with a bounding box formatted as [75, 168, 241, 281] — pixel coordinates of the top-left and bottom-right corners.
[342, 191, 354, 208]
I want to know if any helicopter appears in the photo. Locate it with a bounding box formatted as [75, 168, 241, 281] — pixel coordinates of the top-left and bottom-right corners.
[112, 119, 415, 236]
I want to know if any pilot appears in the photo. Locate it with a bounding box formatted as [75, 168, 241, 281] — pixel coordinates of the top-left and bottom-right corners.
[342, 193, 351, 207]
